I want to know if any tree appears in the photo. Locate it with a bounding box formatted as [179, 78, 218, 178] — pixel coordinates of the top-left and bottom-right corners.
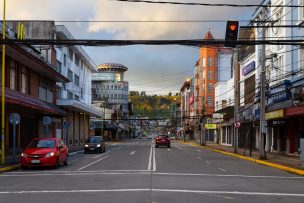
[168, 92, 172, 96]
[140, 91, 146, 96]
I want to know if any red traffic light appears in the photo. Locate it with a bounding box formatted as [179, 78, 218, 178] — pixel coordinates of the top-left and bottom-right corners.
[229, 24, 237, 31]
[225, 20, 239, 48]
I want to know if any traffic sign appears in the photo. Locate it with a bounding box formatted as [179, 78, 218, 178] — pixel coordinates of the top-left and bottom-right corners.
[42, 116, 52, 126]
[9, 113, 20, 125]
[234, 122, 241, 128]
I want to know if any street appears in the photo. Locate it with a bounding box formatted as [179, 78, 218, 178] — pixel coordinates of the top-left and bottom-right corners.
[0, 139, 303, 203]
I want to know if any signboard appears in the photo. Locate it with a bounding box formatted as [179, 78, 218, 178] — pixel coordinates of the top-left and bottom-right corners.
[42, 116, 52, 126]
[205, 124, 217, 129]
[242, 61, 256, 76]
[213, 113, 224, 119]
[234, 122, 241, 128]
[9, 113, 20, 125]
[265, 109, 284, 120]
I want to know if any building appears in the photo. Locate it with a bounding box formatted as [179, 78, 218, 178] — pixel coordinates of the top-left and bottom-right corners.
[91, 63, 130, 141]
[0, 22, 69, 158]
[180, 79, 191, 141]
[7, 21, 101, 150]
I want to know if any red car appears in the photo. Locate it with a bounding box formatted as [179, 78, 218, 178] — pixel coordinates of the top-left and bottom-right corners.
[155, 135, 170, 148]
[20, 138, 68, 169]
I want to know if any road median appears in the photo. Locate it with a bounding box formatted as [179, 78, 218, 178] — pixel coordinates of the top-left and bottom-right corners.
[178, 141, 304, 176]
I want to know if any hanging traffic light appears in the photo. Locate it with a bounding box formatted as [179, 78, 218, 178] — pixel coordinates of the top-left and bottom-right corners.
[224, 21, 239, 48]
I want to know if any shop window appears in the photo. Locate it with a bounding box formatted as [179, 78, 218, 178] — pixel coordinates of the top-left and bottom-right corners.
[9, 60, 17, 90]
[21, 66, 28, 94]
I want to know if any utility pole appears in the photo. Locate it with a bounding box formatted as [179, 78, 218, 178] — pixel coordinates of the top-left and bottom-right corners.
[1, 0, 6, 164]
[233, 49, 239, 153]
[259, 8, 267, 159]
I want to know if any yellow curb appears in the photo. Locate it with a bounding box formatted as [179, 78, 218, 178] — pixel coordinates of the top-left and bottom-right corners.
[0, 164, 21, 173]
[178, 141, 304, 176]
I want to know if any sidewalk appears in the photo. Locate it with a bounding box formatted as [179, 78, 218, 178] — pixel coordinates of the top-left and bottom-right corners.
[179, 140, 304, 176]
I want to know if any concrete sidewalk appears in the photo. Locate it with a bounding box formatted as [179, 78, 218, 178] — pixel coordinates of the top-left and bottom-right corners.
[179, 140, 304, 176]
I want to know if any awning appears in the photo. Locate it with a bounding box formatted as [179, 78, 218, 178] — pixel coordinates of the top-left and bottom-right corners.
[285, 106, 304, 117]
[57, 99, 101, 117]
[0, 88, 56, 114]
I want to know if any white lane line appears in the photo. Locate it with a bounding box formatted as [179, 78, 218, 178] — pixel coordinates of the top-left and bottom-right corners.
[148, 144, 153, 170]
[167, 149, 171, 151]
[175, 145, 183, 150]
[1, 189, 304, 197]
[130, 151, 136, 155]
[77, 155, 110, 171]
[197, 157, 202, 159]
[197, 150, 202, 152]
[93, 151, 111, 159]
[153, 144, 156, 171]
[218, 168, 226, 173]
[205, 161, 211, 164]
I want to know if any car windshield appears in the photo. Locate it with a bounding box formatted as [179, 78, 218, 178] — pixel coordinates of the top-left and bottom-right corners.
[28, 140, 56, 148]
[87, 137, 101, 143]
[158, 135, 168, 139]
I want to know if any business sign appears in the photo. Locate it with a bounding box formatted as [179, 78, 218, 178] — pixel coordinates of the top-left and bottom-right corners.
[242, 61, 255, 76]
[205, 124, 217, 129]
[265, 109, 284, 120]
[213, 113, 224, 119]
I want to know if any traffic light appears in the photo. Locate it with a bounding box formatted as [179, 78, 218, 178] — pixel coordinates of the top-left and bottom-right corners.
[224, 21, 239, 48]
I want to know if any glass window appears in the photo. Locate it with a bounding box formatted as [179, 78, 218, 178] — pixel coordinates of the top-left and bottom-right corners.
[275, 9, 283, 35]
[56, 60, 61, 73]
[208, 83, 212, 93]
[28, 140, 56, 148]
[68, 91, 73, 99]
[208, 96, 212, 107]
[75, 55, 80, 67]
[63, 54, 67, 67]
[208, 70, 212, 80]
[68, 70, 73, 82]
[75, 74, 79, 86]
[39, 86, 47, 101]
[9, 60, 17, 90]
[202, 58, 206, 67]
[47, 90, 53, 103]
[208, 57, 212, 67]
[21, 66, 28, 94]
[68, 49, 73, 61]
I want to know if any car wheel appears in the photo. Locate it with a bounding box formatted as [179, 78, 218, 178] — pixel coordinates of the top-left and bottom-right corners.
[54, 158, 60, 169]
[63, 157, 68, 166]
[167, 145, 170, 148]
[84, 150, 87, 154]
[155, 145, 158, 148]
[103, 147, 106, 153]
[21, 165, 28, 170]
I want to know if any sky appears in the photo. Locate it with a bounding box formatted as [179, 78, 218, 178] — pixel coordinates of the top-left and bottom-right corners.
[1, 0, 262, 95]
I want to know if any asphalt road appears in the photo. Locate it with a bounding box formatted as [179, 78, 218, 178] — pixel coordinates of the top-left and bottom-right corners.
[0, 138, 304, 203]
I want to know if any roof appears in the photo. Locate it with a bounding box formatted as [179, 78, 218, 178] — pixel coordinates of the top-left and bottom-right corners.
[203, 31, 215, 40]
[97, 63, 128, 72]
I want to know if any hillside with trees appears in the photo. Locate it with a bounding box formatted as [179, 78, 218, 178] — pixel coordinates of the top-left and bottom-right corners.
[129, 91, 180, 119]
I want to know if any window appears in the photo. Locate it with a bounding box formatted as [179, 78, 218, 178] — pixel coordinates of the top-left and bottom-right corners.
[208, 70, 212, 80]
[202, 58, 206, 67]
[75, 55, 80, 67]
[56, 60, 62, 73]
[81, 88, 84, 99]
[39, 86, 47, 101]
[74, 74, 79, 86]
[299, 0, 304, 21]
[68, 91, 73, 99]
[57, 87, 62, 99]
[68, 49, 73, 61]
[208, 57, 212, 67]
[275, 8, 283, 35]
[208, 83, 212, 93]
[9, 60, 17, 90]
[244, 75, 255, 105]
[47, 90, 53, 103]
[63, 54, 67, 67]
[74, 95, 79, 101]
[208, 96, 212, 107]
[21, 66, 28, 94]
[274, 55, 284, 82]
[68, 70, 73, 82]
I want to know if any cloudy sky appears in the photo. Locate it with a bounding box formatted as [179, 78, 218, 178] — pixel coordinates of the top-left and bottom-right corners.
[1, 0, 262, 95]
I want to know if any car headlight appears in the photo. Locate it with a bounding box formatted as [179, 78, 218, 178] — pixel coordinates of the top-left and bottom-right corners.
[85, 144, 89, 148]
[97, 144, 101, 148]
[20, 153, 27, 158]
[45, 152, 55, 158]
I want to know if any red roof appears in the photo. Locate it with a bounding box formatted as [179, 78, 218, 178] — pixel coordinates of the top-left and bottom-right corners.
[203, 31, 215, 40]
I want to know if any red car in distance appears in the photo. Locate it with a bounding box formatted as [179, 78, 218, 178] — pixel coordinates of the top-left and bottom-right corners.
[155, 135, 171, 148]
[20, 138, 68, 169]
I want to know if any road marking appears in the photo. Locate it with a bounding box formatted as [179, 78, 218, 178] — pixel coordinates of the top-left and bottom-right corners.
[77, 155, 110, 171]
[205, 161, 211, 164]
[197, 157, 202, 159]
[148, 144, 153, 170]
[153, 144, 156, 171]
[197, 150, 202, 152]
[175, 145, 183, 150]
[218, 168, 226, 172]
[1, 189, 303, 197]
[167, 149, 171, 151]
[93, 151, 111, 159]
[130, 151, 136, 155]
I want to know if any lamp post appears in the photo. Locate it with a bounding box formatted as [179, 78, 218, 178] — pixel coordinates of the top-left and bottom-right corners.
[1, 0, 7, 164]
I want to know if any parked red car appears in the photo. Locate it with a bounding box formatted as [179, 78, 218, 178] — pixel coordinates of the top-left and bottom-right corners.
[20, 138, 68, 169]
[155, 135, 170, 148]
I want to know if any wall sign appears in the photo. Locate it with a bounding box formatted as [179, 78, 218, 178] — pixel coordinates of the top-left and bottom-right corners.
[242, 61, 256, 76]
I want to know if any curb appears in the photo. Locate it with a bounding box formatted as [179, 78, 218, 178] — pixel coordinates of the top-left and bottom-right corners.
[0, 164, 21, 173]
[178, 141, 304, 176]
